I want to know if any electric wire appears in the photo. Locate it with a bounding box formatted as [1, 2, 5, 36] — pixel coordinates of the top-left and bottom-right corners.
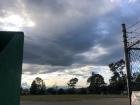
[127, 20, 140, 30]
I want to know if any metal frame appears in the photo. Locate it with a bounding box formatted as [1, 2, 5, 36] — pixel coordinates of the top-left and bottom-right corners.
[122, 24, 140, 105]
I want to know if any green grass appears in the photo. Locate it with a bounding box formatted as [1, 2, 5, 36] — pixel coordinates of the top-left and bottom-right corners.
[21, 94, 127, 102]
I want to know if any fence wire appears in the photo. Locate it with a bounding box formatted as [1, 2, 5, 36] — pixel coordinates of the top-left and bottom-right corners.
[127, 32, 140, 82]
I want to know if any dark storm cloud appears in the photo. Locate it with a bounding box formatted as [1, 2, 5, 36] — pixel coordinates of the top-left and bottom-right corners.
[22, 0, 140, 67]
[1, 0, 140, 73]
[23, 23, 96, 66]
[22, 0, 115, 66]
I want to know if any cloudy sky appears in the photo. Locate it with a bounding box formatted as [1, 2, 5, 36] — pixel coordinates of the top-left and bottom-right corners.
[0, 0, 140, 88]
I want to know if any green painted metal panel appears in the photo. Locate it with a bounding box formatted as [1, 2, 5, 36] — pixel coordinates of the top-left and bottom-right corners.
[0, 31, 24, 105]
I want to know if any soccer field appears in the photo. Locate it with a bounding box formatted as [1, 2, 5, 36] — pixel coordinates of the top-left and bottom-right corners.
[20, 95, 129, 105]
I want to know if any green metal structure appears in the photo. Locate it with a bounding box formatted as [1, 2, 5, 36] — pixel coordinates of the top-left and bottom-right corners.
[0, 31, 24, 105]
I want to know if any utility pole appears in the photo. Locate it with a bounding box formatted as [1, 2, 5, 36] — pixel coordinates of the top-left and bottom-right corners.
[122, 24, 132, 105]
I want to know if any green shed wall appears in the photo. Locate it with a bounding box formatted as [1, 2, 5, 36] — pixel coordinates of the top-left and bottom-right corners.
[0, 32, 24, 105]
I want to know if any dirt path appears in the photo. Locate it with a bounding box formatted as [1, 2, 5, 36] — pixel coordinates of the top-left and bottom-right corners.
[21, 98, 129, 105]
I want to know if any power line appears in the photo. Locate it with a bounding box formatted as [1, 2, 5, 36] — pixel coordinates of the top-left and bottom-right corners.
[127, 20, 140, 30]
[131, 26, 140, 32]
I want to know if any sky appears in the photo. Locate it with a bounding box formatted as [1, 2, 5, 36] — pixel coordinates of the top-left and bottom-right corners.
[0, 0, 140, 88]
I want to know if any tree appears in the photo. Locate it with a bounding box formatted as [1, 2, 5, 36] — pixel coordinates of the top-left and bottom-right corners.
[46, 88, 56, 95]
[132, 72, 140, 90]
[87, 72, 105, 94]
[30, 80, 38, 95]
[132, 72, 140, 81]
[40, 82, 46, 94]
[20, 87, 23, 95]
[134, 73, 140, 82]
[78, 88, 88, 94]
[108, 59, 127, 94]
[30, 77, 46, 95]
[58, 88, 65, 94]
[67, 78, 78, 89]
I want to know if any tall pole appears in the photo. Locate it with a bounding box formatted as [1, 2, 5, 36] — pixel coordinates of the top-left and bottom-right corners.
[122, 24, 132, 105]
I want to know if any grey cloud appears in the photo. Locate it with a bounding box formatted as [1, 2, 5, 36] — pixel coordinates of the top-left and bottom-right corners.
[22, 0, 114, 66]
[23, 64, 68, 75]
[22, 0, 140, 67]
[24, 0, 65, 14]
[1, 0, 140, 74]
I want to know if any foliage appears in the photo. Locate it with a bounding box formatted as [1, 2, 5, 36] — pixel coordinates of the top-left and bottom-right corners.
[30, 80, 38, 95]
[67, 78, 78, 88]
[78, 88, 88, 94]
[30, 77, 46, 95]
[108, 59, 127, 94]
[57, 88, 65, 94]
[135, 73, 140, 82]
[27, 59, 128, 95]
[46, 88, 57, 95]
[87, 72, 105, 94]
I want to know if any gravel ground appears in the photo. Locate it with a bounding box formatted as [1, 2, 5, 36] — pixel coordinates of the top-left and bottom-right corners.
[21, 98, 129, 105]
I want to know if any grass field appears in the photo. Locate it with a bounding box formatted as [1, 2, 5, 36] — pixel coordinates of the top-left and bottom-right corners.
[21, 94, 128, 102]
[21, 95, 129, 105]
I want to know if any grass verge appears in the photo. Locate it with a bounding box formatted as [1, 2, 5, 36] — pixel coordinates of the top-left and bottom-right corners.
[21, 94, 127, 102]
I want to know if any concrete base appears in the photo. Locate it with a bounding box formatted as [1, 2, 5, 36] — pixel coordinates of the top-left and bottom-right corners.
[132, 91, 140, 105]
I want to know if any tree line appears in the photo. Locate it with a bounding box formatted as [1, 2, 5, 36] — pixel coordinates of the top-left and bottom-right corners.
[21, 59, 127, 95]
